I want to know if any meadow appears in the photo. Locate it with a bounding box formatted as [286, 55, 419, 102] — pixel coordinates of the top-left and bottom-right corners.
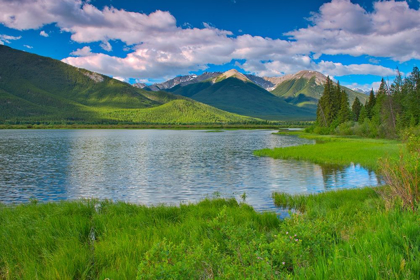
[1, 188, 419, 279]
[254, 131, 401, 170]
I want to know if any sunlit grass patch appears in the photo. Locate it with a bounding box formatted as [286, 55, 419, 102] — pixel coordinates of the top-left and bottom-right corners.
[255, 134, 400, 170]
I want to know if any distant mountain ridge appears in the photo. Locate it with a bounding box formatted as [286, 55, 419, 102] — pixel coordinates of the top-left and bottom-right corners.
[144, 70, 343, 91]
[142, 72, 222, 91]
[0, 45, 256, 124]
[168, 70, 316, 120]
[142, 69, 368, 113]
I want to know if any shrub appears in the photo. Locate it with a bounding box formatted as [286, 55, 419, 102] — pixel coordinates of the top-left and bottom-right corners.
[313, 126, 331, 135]
[335, 121, 355, 136]
[379, 134, 420, 211]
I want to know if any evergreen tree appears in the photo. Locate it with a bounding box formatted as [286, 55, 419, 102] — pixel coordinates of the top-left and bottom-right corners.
[332, 82, 342, 120]
[338, 90, 351, 124]
[359, 105, 367, 124]
[316, 76, 334, 127]
[352, 97, 362, 122]
[365, 88, 376, 119]
[315, 67, 420, 137]
[407, 67, 420, 125]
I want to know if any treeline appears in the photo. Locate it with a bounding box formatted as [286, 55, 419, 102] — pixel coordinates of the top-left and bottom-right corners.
[310, 67, 420, 138]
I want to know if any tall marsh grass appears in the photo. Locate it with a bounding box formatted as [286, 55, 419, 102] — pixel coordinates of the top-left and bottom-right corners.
[2, 190, 420, 279]
[379, 134, 420, 211]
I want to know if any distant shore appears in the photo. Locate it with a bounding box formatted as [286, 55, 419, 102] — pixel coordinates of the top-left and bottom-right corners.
[0, 123, 312, 130]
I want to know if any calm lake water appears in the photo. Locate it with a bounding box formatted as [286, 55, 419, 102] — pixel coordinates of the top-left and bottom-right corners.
[0, 129, 380, 211]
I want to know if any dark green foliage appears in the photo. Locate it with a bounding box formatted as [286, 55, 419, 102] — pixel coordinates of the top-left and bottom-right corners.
[338, 89, 352, 124]
[365, 88, 377, 119]
[351, 97, 362, 121]
[316, 76, 344, 127]
[171, 77, 315, 120]
[358, 105, 368, 123]
[314, 67, 420, 138]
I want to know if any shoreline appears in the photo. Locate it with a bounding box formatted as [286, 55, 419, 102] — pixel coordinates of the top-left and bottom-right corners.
[255, 131, 401, 171]
[1, 132, 417, 278]
[0, 123, 311, 130]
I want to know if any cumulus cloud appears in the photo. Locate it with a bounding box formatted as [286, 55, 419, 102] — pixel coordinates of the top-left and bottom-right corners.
[287, 0, 420, 61]
[0, 0, 418, 80]
[347, 81, 382, 92]
[24, 44, 33, 49]
[99, 41, 112, 51]
[0, 34, 21, 45]
[239, 57, 396, 77]
[70, 46, 92, 56]
[40, 30, 49, 37]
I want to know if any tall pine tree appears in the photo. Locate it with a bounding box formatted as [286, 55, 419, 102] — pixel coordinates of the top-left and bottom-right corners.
[352, 97, 362, 121]
[365, 88, 376, 119]
[316, 76, 333, 127]
[337, 90, 351, 124]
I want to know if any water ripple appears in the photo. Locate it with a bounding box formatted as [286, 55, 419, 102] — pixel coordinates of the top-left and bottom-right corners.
[0, 129, 380, 211]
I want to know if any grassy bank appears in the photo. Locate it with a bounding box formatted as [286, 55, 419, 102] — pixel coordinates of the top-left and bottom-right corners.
[272, 187, 420, 279]
[1, 189, 419, 279]
[254, 132, 401, 170]
[0, 199, 279, 279]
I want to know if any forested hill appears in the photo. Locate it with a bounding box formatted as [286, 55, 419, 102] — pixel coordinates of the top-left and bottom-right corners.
[0, 45, 256, 124]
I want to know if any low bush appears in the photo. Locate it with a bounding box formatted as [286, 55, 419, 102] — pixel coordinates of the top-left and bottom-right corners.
[379, 134, 420, 211]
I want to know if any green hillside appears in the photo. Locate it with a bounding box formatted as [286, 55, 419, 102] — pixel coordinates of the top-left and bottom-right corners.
[271, 76, 368, 110]
[169, 82, 212, 98]
[0, 45, 255, 124]
[171, 78, 315, 120]
[103, 99, 256, 123]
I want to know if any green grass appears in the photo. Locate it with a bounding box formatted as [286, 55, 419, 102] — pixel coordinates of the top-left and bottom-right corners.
[2, 189, 420, 279]
[271, 187, 420, 279]
[254, 133, 401, 170]
[0, 199, 280, 279]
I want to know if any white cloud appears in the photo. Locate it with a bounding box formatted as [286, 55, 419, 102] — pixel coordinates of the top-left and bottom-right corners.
[287, 0, 420, 62]
[40, 30, 49, 37]
[100, 41, 112, 51]
[315, 61, 396, 77]
[24, 44, 33, 49]
[112, 76, 127, 82]
[70, 46, 92, 56]
[346, 81, 382, 92]
[0, 0, 418, 80]
[239, 58, 395, 78]
[0, 34, 21, 45]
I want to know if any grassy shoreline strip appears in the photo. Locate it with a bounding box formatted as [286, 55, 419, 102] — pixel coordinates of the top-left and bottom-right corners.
[0, 124, 307, 130]
[1, 189, 420, 279]
[254, 133, 401, 170]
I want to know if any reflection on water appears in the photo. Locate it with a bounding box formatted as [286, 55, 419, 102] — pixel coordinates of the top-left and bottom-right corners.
[0, 129, 381, 211]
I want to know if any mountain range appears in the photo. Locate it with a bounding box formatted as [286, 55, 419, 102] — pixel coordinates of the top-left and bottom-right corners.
[0, 45, 369, 124]
[0, 45, 254, 124]
[142, 69, 368, 116]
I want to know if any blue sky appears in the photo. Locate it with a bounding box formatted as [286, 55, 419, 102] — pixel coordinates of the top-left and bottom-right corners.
[1, 0, 420, 91]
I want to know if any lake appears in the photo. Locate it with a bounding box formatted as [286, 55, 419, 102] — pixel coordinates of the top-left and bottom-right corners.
[0, 129, 380, 211]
